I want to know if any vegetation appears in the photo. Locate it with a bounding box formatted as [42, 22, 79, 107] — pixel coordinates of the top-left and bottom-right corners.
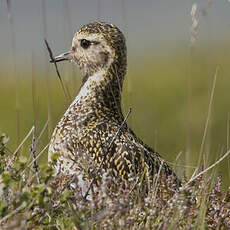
[1, 1, 230, 228]
[0, 131, 230, 229]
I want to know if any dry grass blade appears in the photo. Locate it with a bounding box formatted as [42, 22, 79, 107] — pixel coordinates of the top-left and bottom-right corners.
[173, 151, 183, 171]
[21, 144, 49, 176]
[6, 126, 34, 168]
[30, 126, 40, 184]
[44, 39, 61, 81]
[198, 66, 219, 168]
[21, 121, 48, 175]
[44, 39, 71, 102]
[36, 120, 49, 145]
[183, 148, 230, 189]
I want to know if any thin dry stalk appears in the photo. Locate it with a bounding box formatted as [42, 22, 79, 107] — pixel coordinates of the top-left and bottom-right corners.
[173, 151, 183, 171]
[31, 126, 40, 184]
[190, 167, 199, 184]
[7, 126, 34, 168]
[22, 144, 49, 176]
[44, 39, 71, 103]
[22, 120, 48, 174]
[184, 148, 230, 188]
[198, 67, 219, 168]
[36, 120, 49, 145]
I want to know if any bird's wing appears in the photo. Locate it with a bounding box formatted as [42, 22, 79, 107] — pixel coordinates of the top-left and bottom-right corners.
[77, 121, 180, 186]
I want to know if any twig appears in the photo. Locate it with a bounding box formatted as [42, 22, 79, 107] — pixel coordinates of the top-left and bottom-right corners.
[30, 126, 40, 184]
[36, 120, 48, 145]
[175, 151, 183, 164]
[83, 108, 132, 199]
[190, 167, 199, 181]
[161, 149, 230, 210]
[22, 144, 49, 176]
[44, 39, 62, 82]
[183, 148, 230, 189]
[23, 121, 48, 173]
[44, 39, 70, 102]
[173, 151, 183, 171]
[7, 126, 34, 168]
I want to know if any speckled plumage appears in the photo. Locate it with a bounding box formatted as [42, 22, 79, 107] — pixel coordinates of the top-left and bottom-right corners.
[48, 22, 179, 190]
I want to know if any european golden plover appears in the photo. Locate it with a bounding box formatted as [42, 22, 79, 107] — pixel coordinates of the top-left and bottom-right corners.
[48, 22, 180, 190]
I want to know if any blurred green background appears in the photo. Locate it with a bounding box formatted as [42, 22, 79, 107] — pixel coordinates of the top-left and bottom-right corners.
[0, 0, 230, 187]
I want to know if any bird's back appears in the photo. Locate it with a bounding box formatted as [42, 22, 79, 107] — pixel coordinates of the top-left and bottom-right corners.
[49, 111, 180, 188]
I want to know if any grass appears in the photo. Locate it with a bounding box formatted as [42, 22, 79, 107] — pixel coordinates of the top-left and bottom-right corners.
[0, 131, 230, 229]
[1, 1, 230, 228]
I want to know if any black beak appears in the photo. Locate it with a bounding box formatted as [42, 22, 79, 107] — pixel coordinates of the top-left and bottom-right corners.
[50, 51, 70, 63]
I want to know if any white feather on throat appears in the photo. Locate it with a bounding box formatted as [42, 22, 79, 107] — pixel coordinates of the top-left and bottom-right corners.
[63, 61, 114, 119]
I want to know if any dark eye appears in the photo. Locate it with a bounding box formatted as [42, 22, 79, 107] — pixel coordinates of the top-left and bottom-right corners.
[80, 39, 91, 49]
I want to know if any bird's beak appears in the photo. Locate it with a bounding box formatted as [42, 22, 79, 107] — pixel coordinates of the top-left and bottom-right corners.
[50, 51, 71, 63]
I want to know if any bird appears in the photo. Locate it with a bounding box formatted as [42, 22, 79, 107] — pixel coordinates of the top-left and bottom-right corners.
[48, 22, 180, 192]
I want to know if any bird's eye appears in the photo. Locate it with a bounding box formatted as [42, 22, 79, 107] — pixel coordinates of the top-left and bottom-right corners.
[80, 39, 91, 49]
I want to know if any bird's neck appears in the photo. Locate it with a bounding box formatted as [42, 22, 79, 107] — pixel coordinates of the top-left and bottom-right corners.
[69, 65, 125, 120]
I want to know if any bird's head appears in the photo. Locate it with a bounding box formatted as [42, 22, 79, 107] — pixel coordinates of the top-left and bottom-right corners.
[52, 22, 127, 79]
